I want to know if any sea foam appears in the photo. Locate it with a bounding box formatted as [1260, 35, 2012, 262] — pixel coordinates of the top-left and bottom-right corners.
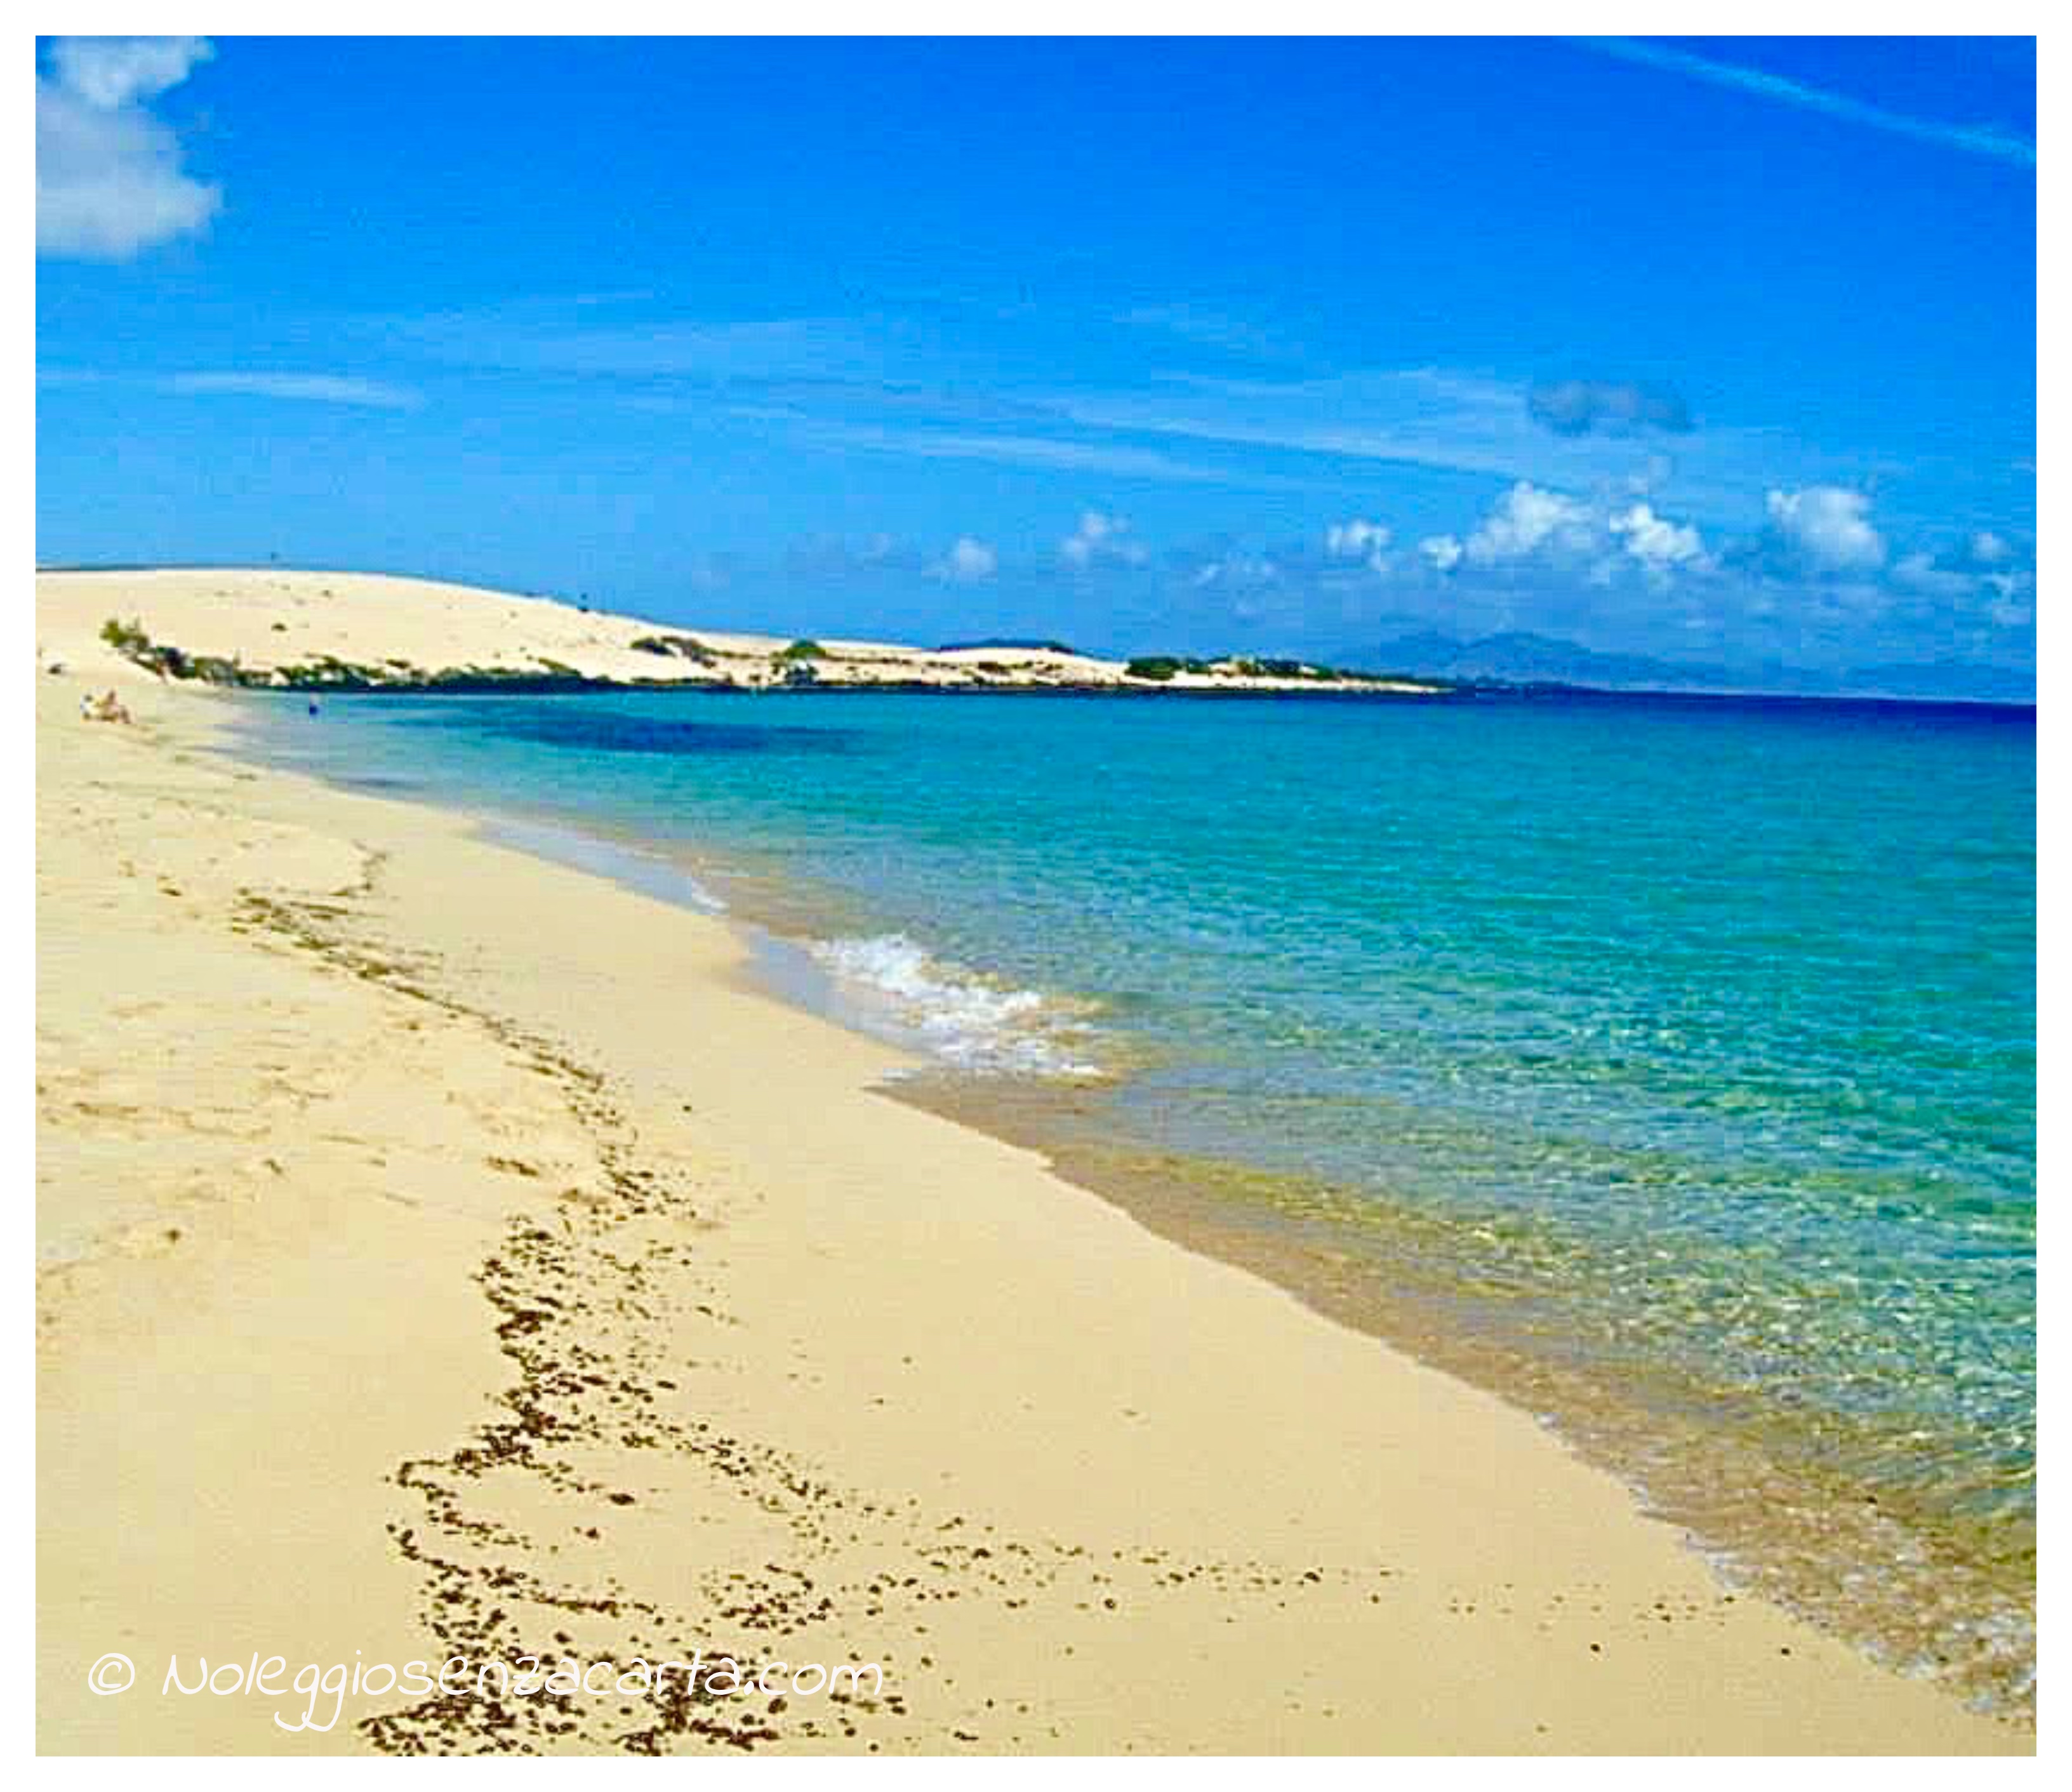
[807, 933, 1096, 1077]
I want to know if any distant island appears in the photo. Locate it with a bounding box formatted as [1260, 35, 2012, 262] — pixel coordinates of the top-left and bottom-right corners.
[1331, 627, 2035, 707]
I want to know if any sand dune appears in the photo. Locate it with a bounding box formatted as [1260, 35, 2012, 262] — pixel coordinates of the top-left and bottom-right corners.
[35, 567, 1430, 694]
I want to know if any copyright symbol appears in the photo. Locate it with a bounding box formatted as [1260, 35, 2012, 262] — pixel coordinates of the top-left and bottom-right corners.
[88, 1653, 135, 1695]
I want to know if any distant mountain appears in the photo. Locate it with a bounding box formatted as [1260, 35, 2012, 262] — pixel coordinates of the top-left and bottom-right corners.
[1335, 629, 2034, 705]
[1339, 630, 1741, 691]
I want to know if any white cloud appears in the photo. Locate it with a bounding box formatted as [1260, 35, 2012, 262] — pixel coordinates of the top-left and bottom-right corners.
[1889, 532, 2033, 618]
[1891, 550, 1975, 599]
[788, 419, 1304, 489]
[1464, 482, 1595, 567]
[1192, 554, 1280, 588]
[1609, 502, 1709, 580]
[1581, 37, 2035, 169]
[1418, 485, 1714, 588]
[1325, 518, 1391, 564]
[1060, 510, 1148, 569]
[37, 36, 220, 259]
[164, 372, 422, 409]
[932, 536, 997, 582]
[50, 36, 213, 110]
[1764, 486, 1886, 573]
[1984, 574, 2034, 628]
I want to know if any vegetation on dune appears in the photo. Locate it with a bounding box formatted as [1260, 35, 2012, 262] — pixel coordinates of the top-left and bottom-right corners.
[1123, 651, 1411, 685]
[90, 614, 1433, 700]
[937, 636, 1078, 655]
[100, 616, 235, 684]
[630, 632, 717, 665]
[96, 618, 630, 694]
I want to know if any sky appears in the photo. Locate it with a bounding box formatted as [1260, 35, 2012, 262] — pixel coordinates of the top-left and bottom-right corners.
[36, 36, 2037, 684]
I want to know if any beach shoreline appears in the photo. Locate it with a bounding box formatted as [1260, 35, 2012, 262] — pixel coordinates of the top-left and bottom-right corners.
[36, 576, 2029, 1754]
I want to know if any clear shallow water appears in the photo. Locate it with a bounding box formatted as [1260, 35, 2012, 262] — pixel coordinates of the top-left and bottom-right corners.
[239, 686, 2036, 1706]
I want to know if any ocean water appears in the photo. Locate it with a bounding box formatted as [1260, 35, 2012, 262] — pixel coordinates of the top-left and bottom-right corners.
[237, 686, 2036, 1709]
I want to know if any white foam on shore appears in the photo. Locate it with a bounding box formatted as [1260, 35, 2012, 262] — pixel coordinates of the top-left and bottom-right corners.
[475, 818, 1095, 1079]
[807, 933, 1098, 1078]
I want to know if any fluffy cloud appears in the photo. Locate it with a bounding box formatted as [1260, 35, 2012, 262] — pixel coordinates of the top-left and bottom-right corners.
[1324, 518, 1391, 566]
[1419, 534, 1464, 573]
[37, 36, 220, 258]
[1416, 483, 1714, 589]
[1609, 502, 1709, 580]
[1060, 510, 1148, 569]
[932, 536, 998, 582]
[1764, 486, 1886, 573]
[1527, 378, 1692, 437]
[48, 36, 212, 109]
[1464, 482, 1595, 567]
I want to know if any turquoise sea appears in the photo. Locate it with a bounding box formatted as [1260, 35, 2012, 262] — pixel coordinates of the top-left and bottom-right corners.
[237, 686, 2036, 1710]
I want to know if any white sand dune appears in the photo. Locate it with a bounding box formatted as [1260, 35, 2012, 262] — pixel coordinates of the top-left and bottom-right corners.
[36, 566, 1431, 693]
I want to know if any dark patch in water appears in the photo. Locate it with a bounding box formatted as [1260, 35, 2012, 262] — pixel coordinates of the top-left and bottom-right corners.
[392, 703, 858, 759]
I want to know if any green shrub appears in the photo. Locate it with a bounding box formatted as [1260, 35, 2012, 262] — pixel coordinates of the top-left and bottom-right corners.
[778, 638, 827, 661]
[100, 616, 150, 654]
[631, 632, 717, 664]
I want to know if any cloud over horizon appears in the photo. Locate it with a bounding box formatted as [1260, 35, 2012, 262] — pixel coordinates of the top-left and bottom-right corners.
[1764, 486, 1887, 573]
[1060, 510, 1148, 570]
[931, 536, 999, 582]
[1464, 482, 1597, 567]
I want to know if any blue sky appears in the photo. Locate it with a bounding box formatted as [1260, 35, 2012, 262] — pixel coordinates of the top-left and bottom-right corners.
[36, 36, 2036, 680]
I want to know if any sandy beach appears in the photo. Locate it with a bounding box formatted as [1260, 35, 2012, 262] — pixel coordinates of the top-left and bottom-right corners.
[34, 573, 2028, 1754]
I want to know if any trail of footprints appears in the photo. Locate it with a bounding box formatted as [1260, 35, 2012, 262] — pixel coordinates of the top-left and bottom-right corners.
[237, 879, 1395, 1755]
